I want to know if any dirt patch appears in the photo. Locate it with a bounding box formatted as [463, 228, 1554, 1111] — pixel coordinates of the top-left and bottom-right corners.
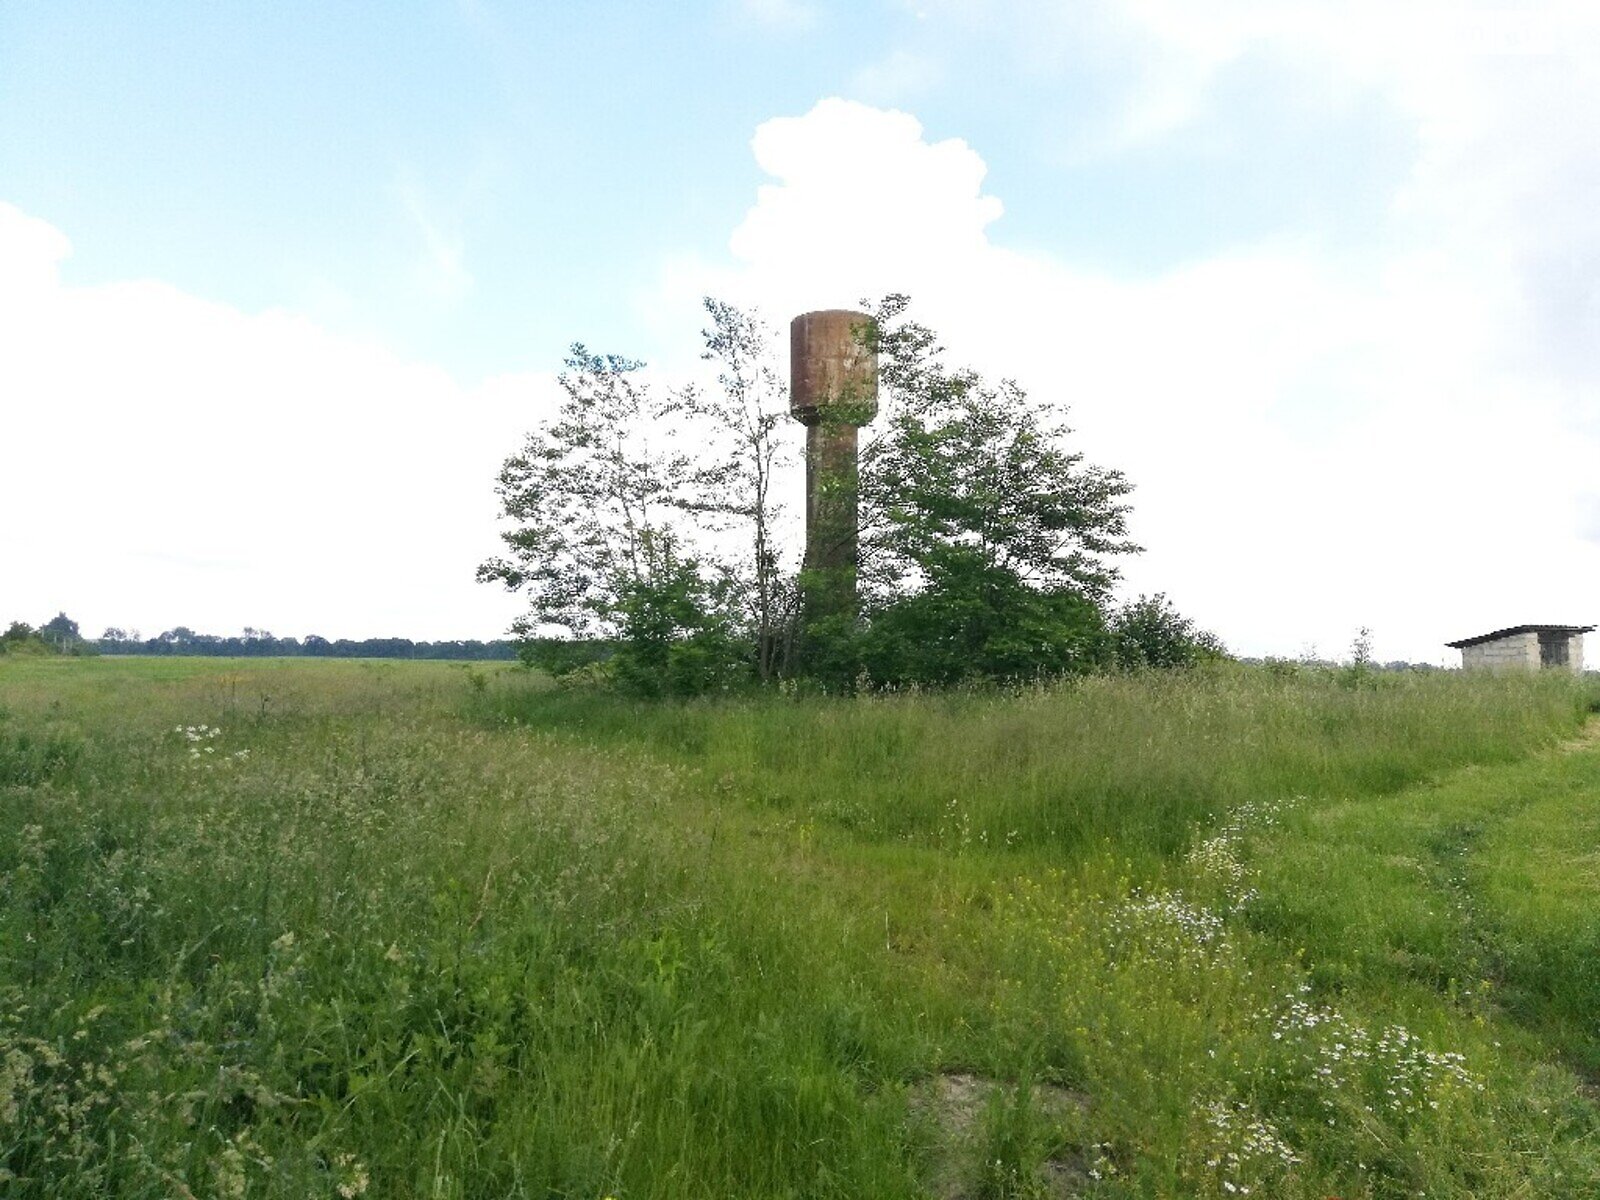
[912, 1071, 1089, 1137]
[909, 1071, 1092, 1199]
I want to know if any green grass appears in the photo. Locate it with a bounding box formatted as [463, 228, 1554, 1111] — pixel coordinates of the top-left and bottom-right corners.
[473, 665, 1589, 860]
[2, 656, 1598, 1198]
[1243, 726, 1600, 1074]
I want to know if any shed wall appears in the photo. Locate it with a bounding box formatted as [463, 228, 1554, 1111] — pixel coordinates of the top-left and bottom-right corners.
[1459, 631, 1587, 672]
[1460, 631, 1540, 670]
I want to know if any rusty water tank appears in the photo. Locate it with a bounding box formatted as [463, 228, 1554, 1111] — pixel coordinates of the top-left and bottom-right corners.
[789, 310, 878, 426]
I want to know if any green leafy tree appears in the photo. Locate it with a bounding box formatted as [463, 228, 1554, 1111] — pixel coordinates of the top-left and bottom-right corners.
[479, 346, 693, 640]
[479, 345, 748, 693]
[38, 613, 83, 653]
[856, 574, 1110, 687]
[0, 621, 36, 656]
[679, 298, 797, 681]
[840, 295, 1138, 685]
[1, 618, 90, 657]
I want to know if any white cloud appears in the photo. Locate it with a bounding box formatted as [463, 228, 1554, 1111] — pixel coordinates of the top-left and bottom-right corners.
[906, 1, 1600, 167]
[0, 201, 544, 641]
[725, 99, 1002, 308]
[654, 73, 1600, 663]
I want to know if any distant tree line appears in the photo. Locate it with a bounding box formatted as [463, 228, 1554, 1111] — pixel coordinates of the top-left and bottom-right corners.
[99, 627, 517, 660]
[1, 616, 516, 660]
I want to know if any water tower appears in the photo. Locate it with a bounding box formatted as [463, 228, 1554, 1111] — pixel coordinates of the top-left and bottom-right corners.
[789, 310, 878, 628]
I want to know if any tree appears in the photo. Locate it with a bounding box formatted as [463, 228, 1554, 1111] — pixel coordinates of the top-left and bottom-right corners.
[156, 627, 197, 654]
[861, 296, 1136, 601]
[840, 295, 1139, 685]
[39, 613, 82, 653]
[1, 621, 38, 655]
[479, 346, 693, 636]
[479, 344, 747, 694]
[855, 573, 1110, 687]
[1, 617, 96, 657]
[679, 298, 796, 680]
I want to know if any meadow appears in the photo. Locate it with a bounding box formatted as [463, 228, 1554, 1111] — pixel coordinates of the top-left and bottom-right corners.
[2, 656, 1598, 1198]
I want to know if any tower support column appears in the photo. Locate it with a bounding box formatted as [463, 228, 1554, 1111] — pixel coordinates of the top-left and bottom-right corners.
[789, 310, 878, 630]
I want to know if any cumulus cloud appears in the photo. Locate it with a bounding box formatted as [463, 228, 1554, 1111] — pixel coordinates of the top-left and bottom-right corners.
[656, 75, 1600, 662]
[728, 100, 1001, 297]
[0, 201, 541, 641]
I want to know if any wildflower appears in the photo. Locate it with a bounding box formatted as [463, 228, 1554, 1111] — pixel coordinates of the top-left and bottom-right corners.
[335, 1153, 370, 1198]
[214, 1144, 247, 1199]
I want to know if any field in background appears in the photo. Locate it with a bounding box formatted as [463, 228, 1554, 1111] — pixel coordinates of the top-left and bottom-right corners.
[2, 657, 1598, 1198]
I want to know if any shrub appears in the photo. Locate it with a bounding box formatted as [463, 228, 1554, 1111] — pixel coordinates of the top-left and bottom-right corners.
[1110, 594, 1225, 670]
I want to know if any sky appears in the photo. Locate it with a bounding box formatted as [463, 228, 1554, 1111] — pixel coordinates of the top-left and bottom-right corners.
[2, 1, 1597, 662]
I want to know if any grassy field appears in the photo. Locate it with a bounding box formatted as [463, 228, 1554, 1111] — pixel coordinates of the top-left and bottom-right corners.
[2, 656, 1598, 1198]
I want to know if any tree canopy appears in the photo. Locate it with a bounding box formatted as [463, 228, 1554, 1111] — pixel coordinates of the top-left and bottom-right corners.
[843, 295, 1139, 685]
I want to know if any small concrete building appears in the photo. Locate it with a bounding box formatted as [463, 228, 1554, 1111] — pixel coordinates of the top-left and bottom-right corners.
[1447, 624, 1594, 672]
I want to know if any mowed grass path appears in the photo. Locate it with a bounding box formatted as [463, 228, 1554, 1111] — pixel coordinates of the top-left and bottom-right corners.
[2, 656, 1598, 1198]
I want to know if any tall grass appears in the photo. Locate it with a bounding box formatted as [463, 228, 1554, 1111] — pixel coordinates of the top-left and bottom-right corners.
[2, 657, 1597, 1198]
[473, 665, 1588, 858]
[0, 660, 928, 1198]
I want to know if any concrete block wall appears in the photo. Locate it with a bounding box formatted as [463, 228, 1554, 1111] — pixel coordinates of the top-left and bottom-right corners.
[1461, 631, 1540, 670]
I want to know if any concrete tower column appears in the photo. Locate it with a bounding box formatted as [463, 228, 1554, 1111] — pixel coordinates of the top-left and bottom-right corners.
[789, 310, 878, 628]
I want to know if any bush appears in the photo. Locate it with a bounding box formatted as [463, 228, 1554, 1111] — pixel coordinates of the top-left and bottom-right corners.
[609, 559, 749, 698]
[855, 569, 1110, 688]
[1110, 594, 1225, 670]
[517, 636, 622, 676]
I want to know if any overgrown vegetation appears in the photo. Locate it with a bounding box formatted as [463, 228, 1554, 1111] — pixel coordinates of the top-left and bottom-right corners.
[3, 656, 1598, 1197]
[1, 615, 92, 658]
[480, 297, 1221, 695]
[474, 663, 1584, 860]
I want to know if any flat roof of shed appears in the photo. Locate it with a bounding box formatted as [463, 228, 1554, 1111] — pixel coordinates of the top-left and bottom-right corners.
[1446, 624, 1595, 649]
